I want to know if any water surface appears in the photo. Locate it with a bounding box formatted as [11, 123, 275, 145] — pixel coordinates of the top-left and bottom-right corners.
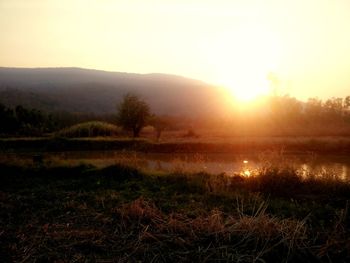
[5, 151, 349, 181]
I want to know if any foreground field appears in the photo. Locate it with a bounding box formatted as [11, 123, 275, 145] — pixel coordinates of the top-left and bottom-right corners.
[1, 162, 350, 262]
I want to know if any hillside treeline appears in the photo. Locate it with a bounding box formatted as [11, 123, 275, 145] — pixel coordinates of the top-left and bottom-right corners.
[211, 95, 350, 136]
[270, 96, 350, 123]
[0, 103, 112, 136]
[1, 95, 350, 137]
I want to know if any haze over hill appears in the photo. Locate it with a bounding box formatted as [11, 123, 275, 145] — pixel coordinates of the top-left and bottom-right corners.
[0, 67, 229, 117]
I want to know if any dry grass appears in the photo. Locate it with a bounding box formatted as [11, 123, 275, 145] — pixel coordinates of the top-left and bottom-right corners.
[1, 157, 350, 262]
[111, 197, 309, 262]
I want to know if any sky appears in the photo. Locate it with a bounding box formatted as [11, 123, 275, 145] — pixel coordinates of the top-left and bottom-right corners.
[1, 0, 350, 101]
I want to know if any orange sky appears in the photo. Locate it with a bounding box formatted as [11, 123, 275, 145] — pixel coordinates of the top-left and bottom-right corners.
[1, 0, 350, 101]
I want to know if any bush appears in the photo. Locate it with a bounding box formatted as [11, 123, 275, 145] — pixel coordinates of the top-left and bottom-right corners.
[56, 121, 121, 138]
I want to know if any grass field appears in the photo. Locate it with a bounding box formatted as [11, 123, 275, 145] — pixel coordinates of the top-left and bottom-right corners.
[1, 135, 350, 154]
[1, 160, 350, 262]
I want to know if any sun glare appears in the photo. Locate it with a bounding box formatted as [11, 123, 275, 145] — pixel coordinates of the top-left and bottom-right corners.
[222, 74, 271, 102]
[203, 24, 281, 102]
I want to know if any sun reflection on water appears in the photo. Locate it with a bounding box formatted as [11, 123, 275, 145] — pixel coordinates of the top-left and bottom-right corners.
[241, 160, 252, 177]
[242, 170, 251, 177]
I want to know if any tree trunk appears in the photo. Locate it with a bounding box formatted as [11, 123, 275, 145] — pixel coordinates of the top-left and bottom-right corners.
[133, 126, 140, 137]
[156, 128, 162, 140]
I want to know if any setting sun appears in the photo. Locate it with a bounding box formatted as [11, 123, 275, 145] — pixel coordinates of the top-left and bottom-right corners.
[222, 75, 271, 102]
[202, 24, 280, 101]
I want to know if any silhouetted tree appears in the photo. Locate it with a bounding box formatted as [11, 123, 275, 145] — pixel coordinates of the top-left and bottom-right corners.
[149, 115, 170, 140]
[282, 96, 302, 122]
[268, 95, 302, 124]
[305, 98, 323, 122]
[15, 105, 45, 134]
[116, 94, 150, 137]
[345, 96, 350, 108]
[0, 103, 18, 134]
[324, 97, 344, 122]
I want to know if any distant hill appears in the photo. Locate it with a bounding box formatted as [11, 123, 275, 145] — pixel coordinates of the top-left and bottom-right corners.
[0, 67, 229, 117]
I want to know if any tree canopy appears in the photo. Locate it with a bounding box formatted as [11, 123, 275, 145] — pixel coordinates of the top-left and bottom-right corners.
[116, 94, 151, 137]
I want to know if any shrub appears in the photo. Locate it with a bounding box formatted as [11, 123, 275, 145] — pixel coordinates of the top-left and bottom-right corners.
[56, 121, 121, 138]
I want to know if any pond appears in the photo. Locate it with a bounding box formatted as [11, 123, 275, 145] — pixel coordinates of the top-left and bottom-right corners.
[4, 151, 350, 181]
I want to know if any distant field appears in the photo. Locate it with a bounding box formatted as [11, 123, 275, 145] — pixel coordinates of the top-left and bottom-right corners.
[1, 135, 350, 154]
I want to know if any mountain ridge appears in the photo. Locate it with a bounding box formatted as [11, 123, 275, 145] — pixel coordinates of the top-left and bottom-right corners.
[0, 67, 228, 116]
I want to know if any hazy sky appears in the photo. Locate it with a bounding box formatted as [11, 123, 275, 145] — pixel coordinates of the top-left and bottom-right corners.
[1, 0, 350, 100]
